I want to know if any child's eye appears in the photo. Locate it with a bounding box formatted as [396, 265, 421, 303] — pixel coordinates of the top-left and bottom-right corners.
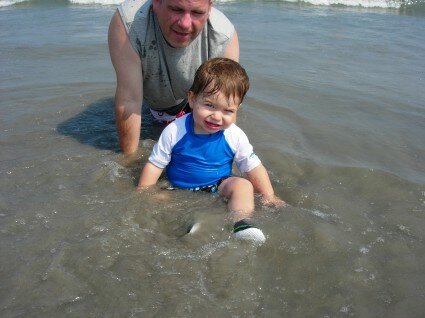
[225, 109, 235, 114]
[205, 103, 214, 108]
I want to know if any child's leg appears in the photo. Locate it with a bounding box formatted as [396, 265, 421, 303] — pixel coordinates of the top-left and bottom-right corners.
[218, 177, 254, 222]
[219, 177, 266, 243]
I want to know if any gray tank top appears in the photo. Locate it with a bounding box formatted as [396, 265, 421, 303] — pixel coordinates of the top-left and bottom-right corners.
[118, 0, 235, 111]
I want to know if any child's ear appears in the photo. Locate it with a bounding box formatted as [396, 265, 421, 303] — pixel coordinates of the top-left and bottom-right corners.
[188, 91, 195, 109]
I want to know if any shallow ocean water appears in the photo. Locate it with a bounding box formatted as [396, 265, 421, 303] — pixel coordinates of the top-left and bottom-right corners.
[1, 0, 425, 317]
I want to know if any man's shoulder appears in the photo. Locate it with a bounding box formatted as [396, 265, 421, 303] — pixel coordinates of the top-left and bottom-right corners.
[119, 0, 152, 26]
[208, 7, 234, 38]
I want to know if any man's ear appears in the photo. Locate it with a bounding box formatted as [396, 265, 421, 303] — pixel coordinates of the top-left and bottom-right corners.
[152, 0, 161, 13]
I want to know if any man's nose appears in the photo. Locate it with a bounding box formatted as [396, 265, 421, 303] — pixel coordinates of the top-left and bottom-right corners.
[178, 13, 191, 29]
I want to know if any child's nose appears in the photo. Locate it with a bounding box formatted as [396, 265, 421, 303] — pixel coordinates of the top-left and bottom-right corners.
[210, 111, 221, 121]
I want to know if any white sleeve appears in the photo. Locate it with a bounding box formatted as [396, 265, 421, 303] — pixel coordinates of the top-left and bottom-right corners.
[148, 126, 173, 169]
[224, 125, 261, 173]
[148, 114, 188, 169]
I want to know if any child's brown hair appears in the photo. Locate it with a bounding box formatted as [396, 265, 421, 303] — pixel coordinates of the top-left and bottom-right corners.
[189, 58, 250, 104]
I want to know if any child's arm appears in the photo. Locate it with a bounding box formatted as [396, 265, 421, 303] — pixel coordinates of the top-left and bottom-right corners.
[137, 162, 164, 189]
[246, 164, 286, 207]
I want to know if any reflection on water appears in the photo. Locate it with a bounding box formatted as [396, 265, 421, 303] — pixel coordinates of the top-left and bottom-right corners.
[56, 97, 119, 152]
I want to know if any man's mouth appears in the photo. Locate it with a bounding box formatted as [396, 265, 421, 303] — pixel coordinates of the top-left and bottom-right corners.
[172, 29, 191, 38]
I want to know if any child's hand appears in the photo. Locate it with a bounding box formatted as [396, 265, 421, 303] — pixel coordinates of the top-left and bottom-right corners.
[137, 186, 171, 202]
[151, 191, 171, 202]
[261, 194, 286, 208]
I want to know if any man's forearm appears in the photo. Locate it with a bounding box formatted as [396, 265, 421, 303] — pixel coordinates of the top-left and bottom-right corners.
[115, 100, 141, 155]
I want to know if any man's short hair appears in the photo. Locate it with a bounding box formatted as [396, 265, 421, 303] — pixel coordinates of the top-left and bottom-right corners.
[190, 58, 250, 104]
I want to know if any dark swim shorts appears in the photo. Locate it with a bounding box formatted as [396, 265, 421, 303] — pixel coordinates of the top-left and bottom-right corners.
[163, 177, 229, 194]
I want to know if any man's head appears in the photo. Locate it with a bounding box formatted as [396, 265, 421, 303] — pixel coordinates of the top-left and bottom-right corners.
[153, 0, 212, 48]
[188, 58, 250, 134]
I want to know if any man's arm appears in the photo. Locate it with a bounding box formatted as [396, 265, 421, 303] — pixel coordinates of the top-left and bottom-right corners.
[224, 31, 240, 62]
[138, 162, 164, 189]
[246, 164, 286, 207]
[108, 10, 143, 155]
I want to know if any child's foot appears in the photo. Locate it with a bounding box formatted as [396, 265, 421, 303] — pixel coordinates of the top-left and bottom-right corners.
[233, 219, 266, 244]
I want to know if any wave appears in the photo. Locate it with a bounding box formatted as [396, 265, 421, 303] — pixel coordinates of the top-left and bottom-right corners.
[0, 0, 26, 6]
[0, 0, 122, 7]
[286, 0, 423, 9]
[69, 0, 121, 4]
[1, 0, 424, 13]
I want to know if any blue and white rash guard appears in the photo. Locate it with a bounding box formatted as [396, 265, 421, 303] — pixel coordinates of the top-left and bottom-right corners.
[148, 113, 261, 188]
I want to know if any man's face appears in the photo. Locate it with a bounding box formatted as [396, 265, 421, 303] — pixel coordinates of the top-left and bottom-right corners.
[153, 0, 211, 48]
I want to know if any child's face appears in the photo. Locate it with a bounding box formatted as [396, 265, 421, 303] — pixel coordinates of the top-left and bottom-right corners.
[188, 90, 240, 134]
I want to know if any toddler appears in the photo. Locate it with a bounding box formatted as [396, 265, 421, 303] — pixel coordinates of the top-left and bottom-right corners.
[138, 58, 285, 243]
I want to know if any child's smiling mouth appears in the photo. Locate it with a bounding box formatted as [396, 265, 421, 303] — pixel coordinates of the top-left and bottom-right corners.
[204, 120, 221, 130]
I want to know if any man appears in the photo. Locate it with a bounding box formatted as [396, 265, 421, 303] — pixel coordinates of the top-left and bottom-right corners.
[108, 0, 239, 155]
